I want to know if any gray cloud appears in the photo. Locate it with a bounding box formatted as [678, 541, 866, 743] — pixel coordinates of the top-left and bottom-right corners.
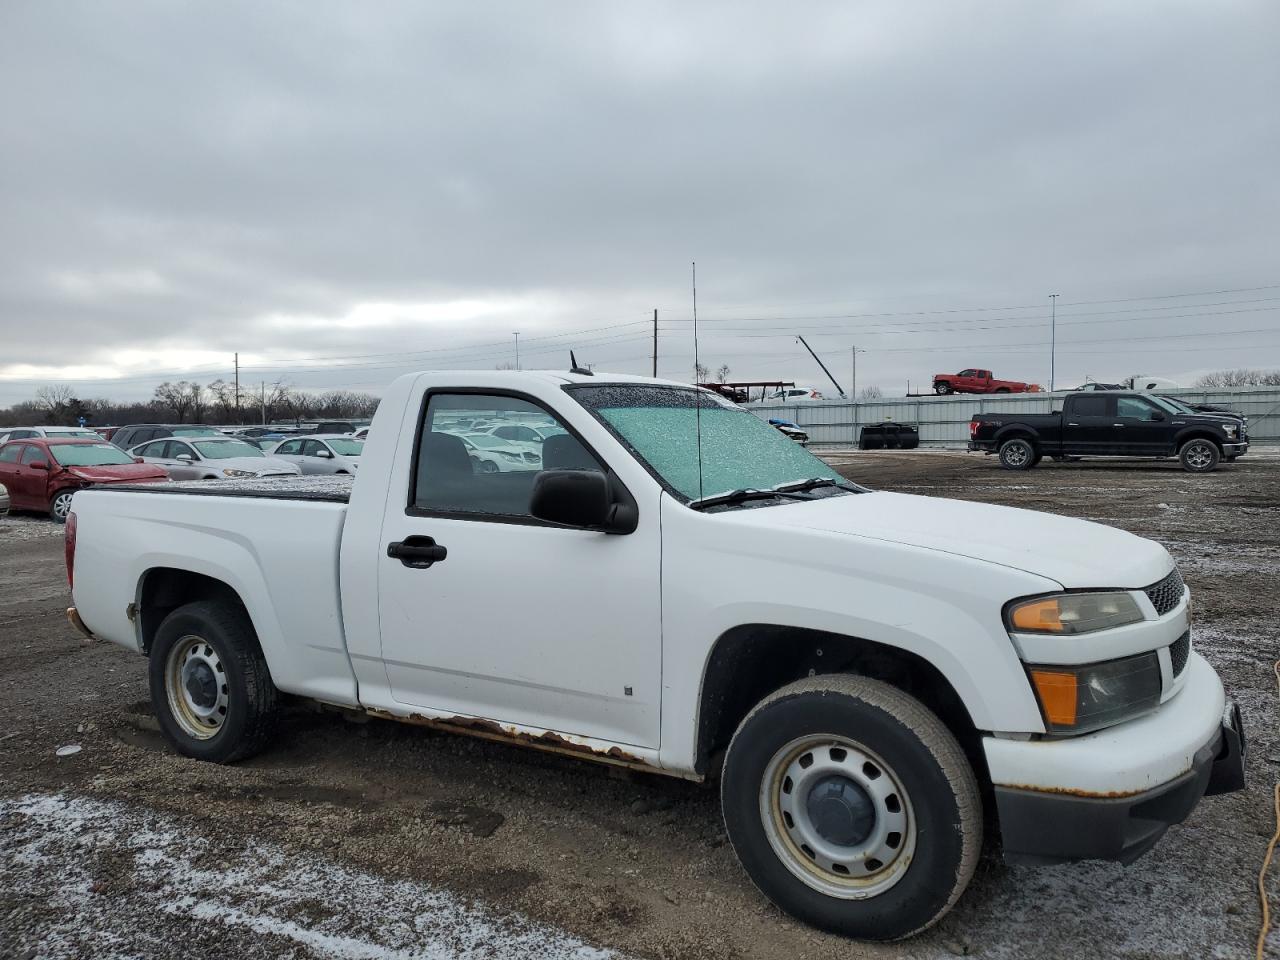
[1, 0, 1277, 405]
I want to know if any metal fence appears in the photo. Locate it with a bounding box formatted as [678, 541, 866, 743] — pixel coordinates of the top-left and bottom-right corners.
[749, 387, 1280, 449]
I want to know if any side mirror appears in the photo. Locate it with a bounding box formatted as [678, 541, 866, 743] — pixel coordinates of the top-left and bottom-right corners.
[1152, 410, 1166, 421]
[176, 453, 194, 462]
[530, 469, 635, 533]
[29, 460, 49, 471]
[316, 449, 334, 459]
[134, 457, 145, 464]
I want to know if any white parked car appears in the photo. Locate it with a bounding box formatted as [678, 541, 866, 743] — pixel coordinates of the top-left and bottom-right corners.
[269, 435, 364, 474]
[754, 386, 825, 404]
[478, 422, 568, 445]
[0, 426, 102, 443]
[0, 481, 8, 516]
[67, 370, 1244, 942]
[130, 436, 301, 481]
[456, 433, 541, 472]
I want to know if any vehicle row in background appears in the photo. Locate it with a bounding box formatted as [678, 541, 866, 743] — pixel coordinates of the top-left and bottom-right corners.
[0, 426, 102, 443]
[128, 436, 301, 480]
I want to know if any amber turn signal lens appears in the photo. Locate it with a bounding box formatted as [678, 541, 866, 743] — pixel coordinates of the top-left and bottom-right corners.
[1011, 599, 1063, 633]
[1030, 669, 1078, 727]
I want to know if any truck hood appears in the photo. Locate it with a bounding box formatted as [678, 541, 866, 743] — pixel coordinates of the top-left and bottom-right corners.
[734, 491, 1173, 589]
[65, 464, 169, 483]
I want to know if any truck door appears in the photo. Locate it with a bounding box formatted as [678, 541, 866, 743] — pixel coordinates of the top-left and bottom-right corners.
[1114, 395, 1170, 455]
[375, 391, 662, 749]
[1061, 395, 1115, 455]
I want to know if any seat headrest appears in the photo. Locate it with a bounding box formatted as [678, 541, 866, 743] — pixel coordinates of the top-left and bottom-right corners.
[542, 433, 598, 471]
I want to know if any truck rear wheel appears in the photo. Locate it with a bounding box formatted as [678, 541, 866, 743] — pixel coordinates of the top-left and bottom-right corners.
[149, 600, 279, 763]
[1179, 439, 1220, 473]
[998, 438, 1036, 470]
[721, 675, 981, 941]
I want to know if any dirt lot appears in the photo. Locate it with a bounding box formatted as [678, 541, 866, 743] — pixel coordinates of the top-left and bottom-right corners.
[2, 451, 1278, 959]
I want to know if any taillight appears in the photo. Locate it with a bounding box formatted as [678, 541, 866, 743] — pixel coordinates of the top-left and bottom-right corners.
[969, 421, 979, 438]
[64, 511, 77, 590]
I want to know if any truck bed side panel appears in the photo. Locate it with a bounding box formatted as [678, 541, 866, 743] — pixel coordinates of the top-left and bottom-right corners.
[71, 489, 358, 706]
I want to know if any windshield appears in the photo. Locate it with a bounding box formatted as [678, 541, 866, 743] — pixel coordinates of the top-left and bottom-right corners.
[569, 384, 843, 502]
[173, 426, 223, 437]
[49, 443, 135, 467]
[193, 439, 264, 459]
[1149, 395, 1189, 414]
[49, 429, 101, 438]
[327, 438, 363, 456]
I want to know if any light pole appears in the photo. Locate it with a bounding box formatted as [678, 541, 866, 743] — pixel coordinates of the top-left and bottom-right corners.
[513, 331, 520, 371]
[851, 345, 867, 399]
[1048, 294, 1059, 391]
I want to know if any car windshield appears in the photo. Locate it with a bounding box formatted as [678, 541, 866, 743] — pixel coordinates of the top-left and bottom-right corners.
[1148, 396, 1188, 414]
[569, 384, 844, 502]
[50, 429, 101, 438]
[49, 443, 135, 467]
[173, 426, 223, 437]
[193, 439, 264, 459]
[327, 438, 363, 456]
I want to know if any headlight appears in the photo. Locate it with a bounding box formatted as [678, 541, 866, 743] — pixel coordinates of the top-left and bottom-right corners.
[222, 468, 255, 478]
[1028, 653, 1162, 735]
[1006, 592, 1143, 635]
[1222, 423, 1238, 438]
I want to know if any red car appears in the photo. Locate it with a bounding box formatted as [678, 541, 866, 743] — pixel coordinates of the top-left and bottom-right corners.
[0, 437, 169, 522]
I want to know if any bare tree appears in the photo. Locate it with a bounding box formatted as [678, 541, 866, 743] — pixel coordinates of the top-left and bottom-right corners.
[694, 362, 709, 382]
[715, 364, 731, 384]
[153, 380, 203, 423]
[1194, 368, 1280, 387]
[207, 379, 237, 422]
[34, 385, 75, 423]
[858, 385, 884, 400]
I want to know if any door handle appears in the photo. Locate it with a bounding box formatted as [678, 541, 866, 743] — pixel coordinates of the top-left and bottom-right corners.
[1112, 423, 1125, 427]
[387, 536, 448, 569]
[1066, 423, 1079, 427]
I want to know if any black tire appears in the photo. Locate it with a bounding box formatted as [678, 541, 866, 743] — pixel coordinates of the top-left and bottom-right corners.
[994, 387, 1011, 394]
[933, 382, 952, 395]
[1029, 452, 1043, 468]
[721, 675, 981, 941]
[148, 600, 279, 763]
[1179, 438, 1220, 473]
[1224, 455, 1238, 462]
[998, 438, 1036, 470]
[49, 489, 74, 523]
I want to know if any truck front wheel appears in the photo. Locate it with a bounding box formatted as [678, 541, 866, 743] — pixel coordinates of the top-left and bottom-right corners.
[1179, 439, 1220, 473]
[933, 382, 952, 395]
[149, 600, 279, 763]
[998, 438, 1036, 470]
[721, 675, 981, 941]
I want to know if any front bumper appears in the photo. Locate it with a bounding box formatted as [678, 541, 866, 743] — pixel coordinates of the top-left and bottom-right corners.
[1223, 441, 1248, 457]
[987, 654, 1246, 865]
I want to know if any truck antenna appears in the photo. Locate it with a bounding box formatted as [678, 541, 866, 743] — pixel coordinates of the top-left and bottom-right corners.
[569, 351, 594, 376]
[692, 261, 704, 502]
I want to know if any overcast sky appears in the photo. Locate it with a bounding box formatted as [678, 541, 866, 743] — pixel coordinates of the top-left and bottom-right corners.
[1, 1, 1277, 406]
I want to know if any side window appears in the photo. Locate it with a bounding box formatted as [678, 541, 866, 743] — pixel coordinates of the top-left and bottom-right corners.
[278, 439, 301, 455]
[1069, 396, 1110, 417]
[303, 440, 325, 457]
[411, 393, 602, 518]
[958, 369, 975, 377]
[20, 445, 45, 465]
[11, 430, 35, 439]
[0, 444, 22, 463]
[1117, 397, 1157, 421]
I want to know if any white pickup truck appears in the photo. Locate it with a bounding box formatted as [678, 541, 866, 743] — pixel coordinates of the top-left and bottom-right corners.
[66, 370, 1245, 941]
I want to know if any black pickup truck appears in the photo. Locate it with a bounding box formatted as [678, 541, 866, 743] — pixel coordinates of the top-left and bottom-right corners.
[968, 392, 1249, 472]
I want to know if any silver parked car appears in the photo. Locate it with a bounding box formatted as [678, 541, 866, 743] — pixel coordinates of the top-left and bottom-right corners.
[0, 481, 9, 516]
[129, 437, 301, 480]
[268, 435, 364, 475]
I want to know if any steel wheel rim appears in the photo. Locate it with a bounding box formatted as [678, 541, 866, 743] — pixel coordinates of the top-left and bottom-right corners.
[52, 492, 73, 519]
[759, 735, 916, 900]
[1185, 443, 1213, 468]
[165, 635, 229, 739]
[1004, 443, 1029, 466]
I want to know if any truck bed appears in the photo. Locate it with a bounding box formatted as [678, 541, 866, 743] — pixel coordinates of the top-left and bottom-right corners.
[95, 475, 354, 503]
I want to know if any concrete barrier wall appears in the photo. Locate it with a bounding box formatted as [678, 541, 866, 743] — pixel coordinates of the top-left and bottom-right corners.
[749, 387, 1280, 448]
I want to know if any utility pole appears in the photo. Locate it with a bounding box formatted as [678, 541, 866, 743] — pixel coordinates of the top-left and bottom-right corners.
[234, 352, 240, 424]
[261, 381, 266, 425]
[652, 309, 658, 378]
[1049, 293, 1059, 392]
[513, 331, 520, 371]
[796, 335, 846, 398]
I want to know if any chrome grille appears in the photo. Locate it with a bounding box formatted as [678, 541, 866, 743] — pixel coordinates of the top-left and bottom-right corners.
[1143, 568, 1185, 616]
[1169, 631, 1191, 677]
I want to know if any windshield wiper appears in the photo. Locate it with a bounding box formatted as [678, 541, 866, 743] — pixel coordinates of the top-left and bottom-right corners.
[688, 488, 813, 511]
[773, 477, 857, 494]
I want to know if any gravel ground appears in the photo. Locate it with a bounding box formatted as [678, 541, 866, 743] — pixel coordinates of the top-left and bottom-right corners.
[1, 452, 1277, 959]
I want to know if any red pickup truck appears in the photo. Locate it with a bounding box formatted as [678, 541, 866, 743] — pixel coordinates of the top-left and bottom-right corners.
[932, 369, 1039, 395]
